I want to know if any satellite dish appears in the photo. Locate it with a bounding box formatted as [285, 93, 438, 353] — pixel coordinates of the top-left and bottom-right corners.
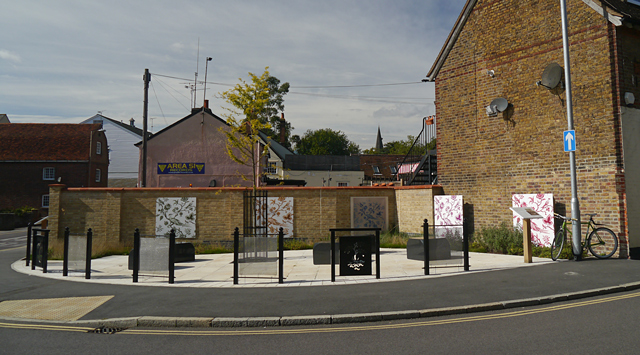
[490, 98, 509, 112]
[539, 63, 563, 90]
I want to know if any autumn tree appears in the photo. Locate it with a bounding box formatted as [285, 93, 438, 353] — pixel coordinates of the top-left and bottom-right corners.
[218, 68, 279, 189]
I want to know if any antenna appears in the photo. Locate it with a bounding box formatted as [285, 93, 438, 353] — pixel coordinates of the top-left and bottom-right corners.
[194, 37, 200, 109]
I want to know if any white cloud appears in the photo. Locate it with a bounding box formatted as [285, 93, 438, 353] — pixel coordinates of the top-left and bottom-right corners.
[0, 49, 21, 63]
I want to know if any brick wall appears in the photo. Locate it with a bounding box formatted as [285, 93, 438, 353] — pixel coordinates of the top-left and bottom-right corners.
[434, 0, 631, 256]
[47, 185, 440, 255]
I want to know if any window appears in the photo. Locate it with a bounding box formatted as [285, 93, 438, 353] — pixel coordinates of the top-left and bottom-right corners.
[43, 167, 55, 180]
[389, 166, 397, 174]
[338, 182, 348, 187]
[96, 169, 101, 182]
[96, 141, 102, 155]
[264, 162, 277, 174]
[42, 195, 50, 208]
[373, 166, 381, 175]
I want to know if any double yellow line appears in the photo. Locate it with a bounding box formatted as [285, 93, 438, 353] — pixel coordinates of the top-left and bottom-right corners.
[2, 291, 639, 336]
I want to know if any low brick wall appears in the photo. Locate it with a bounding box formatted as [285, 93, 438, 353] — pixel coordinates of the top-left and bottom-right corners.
[47, 184, 441, 255]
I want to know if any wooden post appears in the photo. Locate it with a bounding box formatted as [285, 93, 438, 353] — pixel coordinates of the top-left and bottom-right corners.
[523, 219, 533, 263]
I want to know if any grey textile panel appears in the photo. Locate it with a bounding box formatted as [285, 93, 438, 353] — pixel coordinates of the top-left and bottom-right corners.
[68, 235, 87, 272]
[139, 237, 169, 273]
[238, 236, 278, 276]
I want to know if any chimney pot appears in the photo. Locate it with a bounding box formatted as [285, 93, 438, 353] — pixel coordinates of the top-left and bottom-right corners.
[129, 118, 135, 127]
[204, 100, 209, 109]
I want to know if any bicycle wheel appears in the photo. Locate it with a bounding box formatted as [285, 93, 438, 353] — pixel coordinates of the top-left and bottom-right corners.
[551, 230, 565, 261]
[587, 227, 618, 259]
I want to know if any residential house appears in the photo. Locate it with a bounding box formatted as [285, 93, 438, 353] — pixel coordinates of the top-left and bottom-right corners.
[425, 0, 640, 256]
[136, 107, 262, 188]
[0, 124, 108, 214]
[80, 114, 147, 187]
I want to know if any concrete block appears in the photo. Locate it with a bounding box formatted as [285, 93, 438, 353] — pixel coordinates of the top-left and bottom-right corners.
[138, 316, 177, 328]
[246, 317, 280, 327]
[331, 312, 383, 324]
[176, 317, 213, 327]
[211, 317, 248, 327]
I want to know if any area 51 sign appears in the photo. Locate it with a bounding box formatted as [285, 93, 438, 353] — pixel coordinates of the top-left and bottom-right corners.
[157, 163, 205, 174]
[563, 130, 576, 152]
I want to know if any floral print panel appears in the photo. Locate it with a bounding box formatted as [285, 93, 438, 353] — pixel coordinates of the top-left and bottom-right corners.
[351, 197, 388, 231]
[512, 194, 554, 247]
[156, 197, 196, 238]
[433, 195, 464, 239]
[263, 197, 294, 238]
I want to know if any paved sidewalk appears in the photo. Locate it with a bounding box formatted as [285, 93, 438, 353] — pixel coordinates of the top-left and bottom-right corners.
[2, 247, 640, 328]
[11, 249, 553, 287]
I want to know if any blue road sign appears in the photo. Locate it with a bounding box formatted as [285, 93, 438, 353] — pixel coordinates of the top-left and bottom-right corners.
[564, 130, 576, 152]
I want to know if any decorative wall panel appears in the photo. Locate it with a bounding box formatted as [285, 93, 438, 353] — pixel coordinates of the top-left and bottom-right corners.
[155, 197, 196, 238]
[433, 195, 464, 239]
[512, 193, 554, 246]
[351, 197, 388, 231]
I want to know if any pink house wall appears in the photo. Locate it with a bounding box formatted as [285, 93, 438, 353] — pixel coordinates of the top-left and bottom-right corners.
[138, 109, 259, 188]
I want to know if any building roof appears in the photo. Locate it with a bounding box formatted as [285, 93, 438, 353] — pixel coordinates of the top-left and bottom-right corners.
[0, 123, 101, 161]
[284, 155, 360, 171]
[135, 108, 228, 146]
[83, 114, 147, 137]
[258, 131, 295, 160]
[425, 0, 640, 82]
[0, 114, 9, 124]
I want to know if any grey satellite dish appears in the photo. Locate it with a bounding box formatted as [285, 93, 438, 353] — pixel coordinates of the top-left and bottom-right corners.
[539, 63, 563, 90]
[490, 98, 509, 112]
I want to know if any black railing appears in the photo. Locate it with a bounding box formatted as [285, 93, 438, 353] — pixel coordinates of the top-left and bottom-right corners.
[395, 116, 437, 185]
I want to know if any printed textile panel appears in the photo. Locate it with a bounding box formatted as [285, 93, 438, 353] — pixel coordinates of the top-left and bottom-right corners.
[256, 197, 294, 238]
[156, 197, 196, 238]
[512, 194, 554, 247]
[434, 195, 464, 239]
[351, 197, 388, 231]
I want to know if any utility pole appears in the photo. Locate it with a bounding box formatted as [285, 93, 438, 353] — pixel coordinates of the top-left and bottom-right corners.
[142, 68, 150, 187]
[560, 0, 581, 260]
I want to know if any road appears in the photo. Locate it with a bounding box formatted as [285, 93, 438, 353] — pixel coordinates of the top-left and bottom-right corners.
[0, 227, 28, 252]
[1, 290, 639, 354]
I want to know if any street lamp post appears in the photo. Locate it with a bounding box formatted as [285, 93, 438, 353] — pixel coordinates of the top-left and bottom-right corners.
[560, 0, 581, 260]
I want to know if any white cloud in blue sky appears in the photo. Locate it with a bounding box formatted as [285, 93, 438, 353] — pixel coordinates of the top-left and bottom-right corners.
[0, 0, 465, 149]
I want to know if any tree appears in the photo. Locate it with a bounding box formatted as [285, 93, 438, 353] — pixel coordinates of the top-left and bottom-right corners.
[294, 128, 360, 155]
[218, 67, 292, 149]
[219, 69, 277, 189]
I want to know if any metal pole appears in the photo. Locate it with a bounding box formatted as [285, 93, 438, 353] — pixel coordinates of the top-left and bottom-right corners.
[278, 227, 284, 284]
[331, 230, 336, 282]
[203, 57, 212, 107]
[463, 218, 470, 271]
[26, 223, 32, 266]
[375, 229, 380, 279]
[423, 219, 429, 275]
[169, 230, 175, 284]
[133, 229, 140, 283]
[560, 0, 581, 260]
[233, 227, 239, 285]
[141, 69, 150, 187]
[86, 228, 92, 280]
[63, 227, 69, 276]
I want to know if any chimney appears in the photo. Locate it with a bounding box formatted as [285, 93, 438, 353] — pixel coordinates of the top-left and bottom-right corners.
[129, 118, 135, 127]
[204, 99, 209, 109]
[279, 113, 286, 144]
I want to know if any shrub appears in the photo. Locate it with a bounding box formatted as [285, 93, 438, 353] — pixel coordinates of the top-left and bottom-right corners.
[476, 222, 523, 255]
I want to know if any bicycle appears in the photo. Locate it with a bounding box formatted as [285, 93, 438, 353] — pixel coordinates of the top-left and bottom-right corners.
[551, 213, 618, 261]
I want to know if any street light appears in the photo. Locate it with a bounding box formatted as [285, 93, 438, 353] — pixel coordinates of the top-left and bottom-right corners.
[203, 57, 212, 108]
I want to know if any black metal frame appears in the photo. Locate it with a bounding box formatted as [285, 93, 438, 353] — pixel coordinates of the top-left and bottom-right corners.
[30, 228, 49, 273]
[243, 190, 268, 238]
[63, 227, 93, 279]
[330, 228, 381, 282]
[427, 218, 470, 272]
[132, 229, 176, 284]
[233, 227, 284, 285]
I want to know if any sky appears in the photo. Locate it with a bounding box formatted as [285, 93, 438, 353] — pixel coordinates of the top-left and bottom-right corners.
[1, 0, 465, 151]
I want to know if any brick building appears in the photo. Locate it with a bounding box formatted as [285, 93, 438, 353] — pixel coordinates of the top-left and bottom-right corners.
[0, 124, 108, 214]
[425, 0, 640, 256]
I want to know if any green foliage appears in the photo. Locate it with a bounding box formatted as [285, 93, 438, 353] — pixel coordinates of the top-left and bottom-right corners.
[1, 206, 37, 217]
[293, 128, 360, 155]
[218, 67, 293, 149]
[218, 68, 279, 189]
[476, 222, 524, 255]
[379, 231, 412, 248]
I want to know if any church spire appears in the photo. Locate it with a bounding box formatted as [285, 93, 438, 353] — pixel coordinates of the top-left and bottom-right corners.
[375, 126, 383, 152]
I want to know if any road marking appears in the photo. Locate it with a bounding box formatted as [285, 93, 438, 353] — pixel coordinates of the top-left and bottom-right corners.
[1, 291, 639, 335]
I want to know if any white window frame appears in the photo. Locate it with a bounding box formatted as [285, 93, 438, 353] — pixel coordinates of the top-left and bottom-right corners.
[373, 166, 381, 175]
[43, 167, 55, 180]
[96, 141, 102, 155]
[96, 169, 101, 182]
[42, 195, 50, 208]
[337, 182, 348, 187]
